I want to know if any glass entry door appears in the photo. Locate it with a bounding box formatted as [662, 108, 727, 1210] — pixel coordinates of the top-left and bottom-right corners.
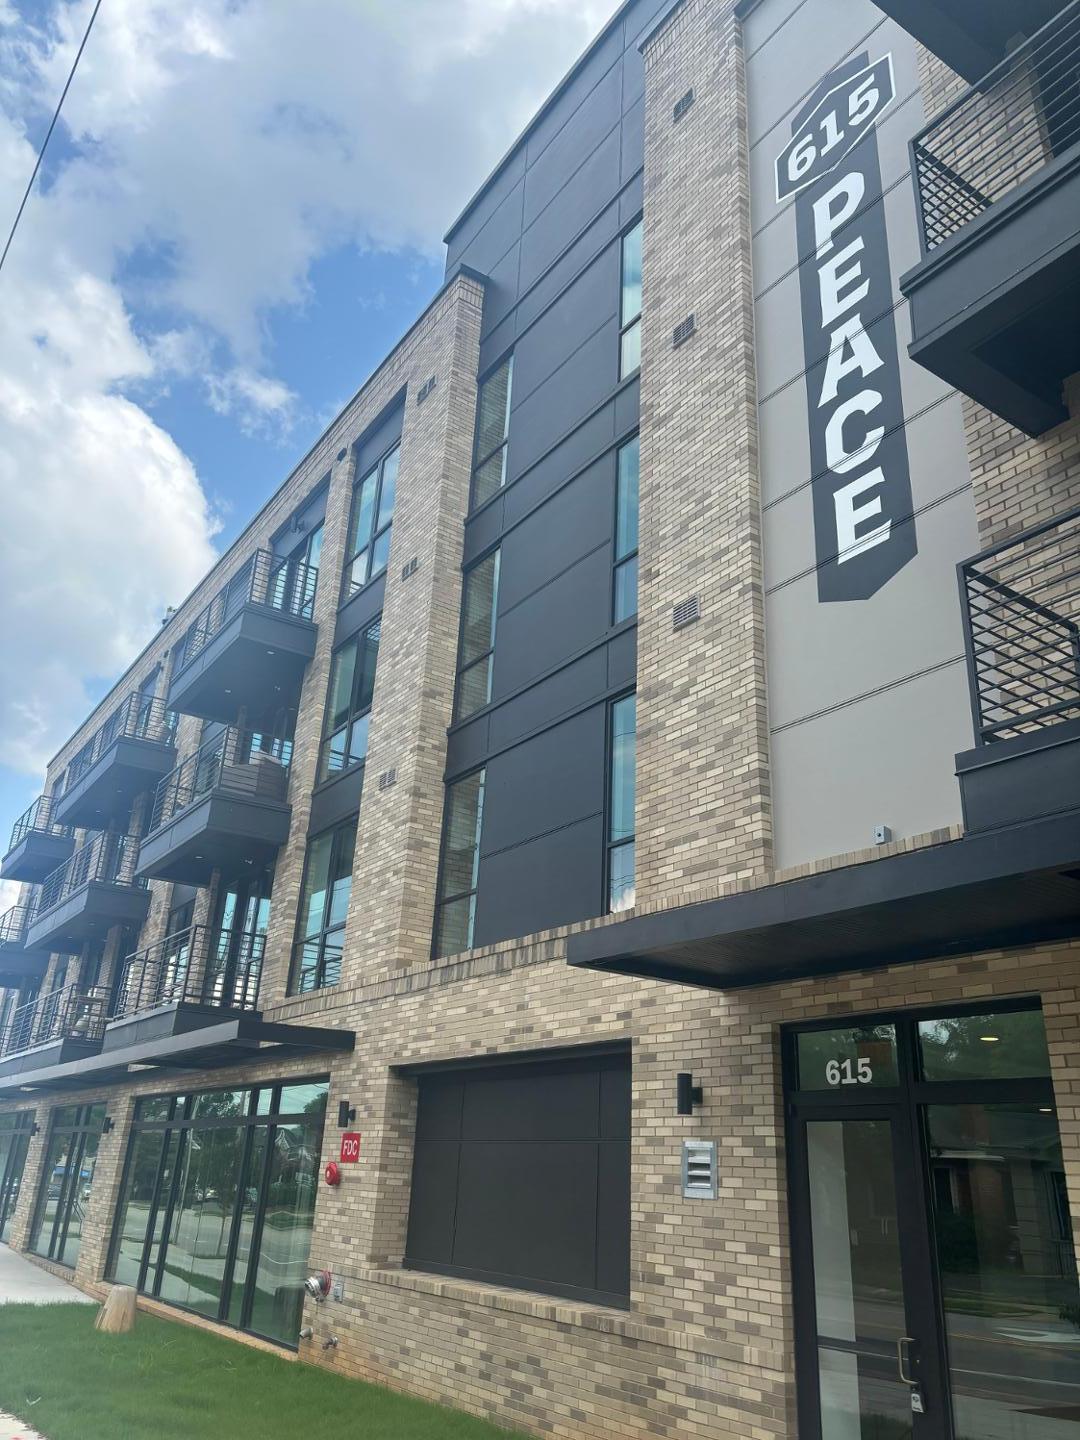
[206, 871, 271, 1008]
[787, 1004, 1080, 1440]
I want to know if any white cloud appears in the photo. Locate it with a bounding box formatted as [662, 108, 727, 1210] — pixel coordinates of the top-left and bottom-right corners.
[0, 0, 623, 785]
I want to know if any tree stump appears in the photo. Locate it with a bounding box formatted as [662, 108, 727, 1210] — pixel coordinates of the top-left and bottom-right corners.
[95, 1285, 137, 1334]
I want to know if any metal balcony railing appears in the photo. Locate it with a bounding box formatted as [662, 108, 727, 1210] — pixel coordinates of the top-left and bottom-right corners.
[62, 694, 175, 795]
[912, 1, 1080, 251]
[6, 794, 73, 856]
[0, 906, 31, 948]
[0, 983, 107, 1059]
[148, 727, 291, 835]
[172, 549, 319, 677]
[114, 924, 265, 1020]
[959, 506, 1080, 744]
[35, 832, 144, 917]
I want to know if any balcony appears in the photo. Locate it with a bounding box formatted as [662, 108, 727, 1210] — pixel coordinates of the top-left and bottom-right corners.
[26, 832, 149, 956]
[134, 729, 292, 886]
[0, 926, 353, 1098]
[954, 506, 1080, 832]
[52, 695, 176, 830]
[900, 5, 1080, 437]
[0, 906, 46, 985]
[0, 983, 106, 1079]
[103, 923, 264, 1051]
[0, 795, 74, 883]
[167, 549, 318, 724]
[873, 0, 1061, 83]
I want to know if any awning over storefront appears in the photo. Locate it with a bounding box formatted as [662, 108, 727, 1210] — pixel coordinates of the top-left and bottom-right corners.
[0, 1014, 354, 1099]
[567, 813, 1080, 990]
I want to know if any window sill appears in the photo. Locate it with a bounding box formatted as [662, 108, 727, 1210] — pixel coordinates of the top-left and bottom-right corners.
[310, 762, 363, 796]
[358, 1264, 628, 1329]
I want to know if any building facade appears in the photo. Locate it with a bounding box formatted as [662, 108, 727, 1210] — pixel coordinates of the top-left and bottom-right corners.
[1, 0, 1078, 1436]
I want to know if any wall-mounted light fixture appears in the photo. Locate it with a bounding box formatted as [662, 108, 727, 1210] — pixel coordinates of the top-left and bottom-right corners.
[101, 1115, 114, 1135]
[337, 1100, 356, 1129]
[676, 1072, 703, 1116]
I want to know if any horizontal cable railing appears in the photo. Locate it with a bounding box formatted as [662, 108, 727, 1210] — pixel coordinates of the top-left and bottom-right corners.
[0, 905, 31, 948]
[114, 924, 265, 1019]
[172, 549, 319, 676]
[63, 694, 175, 794]
[35, 832, 144, 917]
[148, 727, 292, 835]
[912, 1, 1080, 251]
[5, 794, 73, 856]
[0, 983, 107, 1058]
[960, 506, 1080, 743]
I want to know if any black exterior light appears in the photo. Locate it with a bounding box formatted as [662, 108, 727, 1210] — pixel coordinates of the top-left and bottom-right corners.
[676, 1072, 703, 1116]
[101, 1114, 114, 1134]
[337, 1100, 356, 1128]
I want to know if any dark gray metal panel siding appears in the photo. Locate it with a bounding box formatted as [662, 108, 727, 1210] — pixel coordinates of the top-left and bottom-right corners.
[439, 0, 657, 948]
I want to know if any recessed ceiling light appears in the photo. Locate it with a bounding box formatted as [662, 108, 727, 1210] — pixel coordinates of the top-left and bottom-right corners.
[979, 1035, 1000, 1043]
[1040, 1107, 1053, 1114]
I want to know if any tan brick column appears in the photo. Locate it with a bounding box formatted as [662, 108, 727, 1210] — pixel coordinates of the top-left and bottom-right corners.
[344, 276, 484, 978]
[635, 0, 772, 906]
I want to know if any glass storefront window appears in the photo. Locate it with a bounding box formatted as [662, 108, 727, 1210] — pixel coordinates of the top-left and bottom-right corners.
[107, 1078, 329, 1348]
[796, 1024, 899, 1091]
[0, 1112, 34, 1245]
[918, 1008, 1052, 1081]
[30, 1103, 106, 1268]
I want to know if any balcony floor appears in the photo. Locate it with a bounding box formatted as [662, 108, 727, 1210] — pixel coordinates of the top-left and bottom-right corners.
[0, 830, 74, 884]
[53, 735, 176, 830]
[166, 603, 316, 724]
[25, 882, 151, 956]
[901, 147, 1080, 438]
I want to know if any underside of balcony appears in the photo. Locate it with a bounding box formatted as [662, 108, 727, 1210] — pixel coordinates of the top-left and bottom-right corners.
[0, 828, 74, 884]
[53, 735, 176, 830]
[872, 0, 1061, 82]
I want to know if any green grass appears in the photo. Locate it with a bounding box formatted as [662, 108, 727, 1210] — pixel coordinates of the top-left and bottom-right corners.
[0, 1304, 527, 1440]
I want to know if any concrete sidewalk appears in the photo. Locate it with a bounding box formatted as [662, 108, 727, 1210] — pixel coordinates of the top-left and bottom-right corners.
[0, 1245, 93, 1305]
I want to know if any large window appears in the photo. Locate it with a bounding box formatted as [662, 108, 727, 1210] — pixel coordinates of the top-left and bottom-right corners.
[30, 1103, 106, 1268]
[405, 1049, 630, 1306]
[455, 552, 500, 721]
[471, 356, 513, 509]
[290, 818, 357, 993]
[107, 1080, 328, 1348]
[619, 221, 642, 378]
[319, 618, 381, 782]
[613, 436, 639, 623]
[607, 694, 636, 913]
[0, 1111, 33, 1244]
[434, 771, 485, 957]
[345, 444, 398, 596]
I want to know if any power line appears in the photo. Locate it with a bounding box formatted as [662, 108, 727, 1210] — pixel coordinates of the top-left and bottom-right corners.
[0, 0, 103, 279]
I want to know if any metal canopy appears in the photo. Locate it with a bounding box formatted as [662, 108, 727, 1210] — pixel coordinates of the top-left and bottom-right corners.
[567, 813, 1080, 991]
[0, 1013, 354, 1099]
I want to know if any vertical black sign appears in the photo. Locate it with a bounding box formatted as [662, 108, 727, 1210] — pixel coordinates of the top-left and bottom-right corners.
[778, 53, 916, 602]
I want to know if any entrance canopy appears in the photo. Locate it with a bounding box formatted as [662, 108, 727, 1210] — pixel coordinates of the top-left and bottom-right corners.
[567, 813, 1080, 990]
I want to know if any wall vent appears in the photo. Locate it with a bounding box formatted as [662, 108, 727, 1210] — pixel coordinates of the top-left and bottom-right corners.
[673, 88, 695, 123]
[378, 768, 397, 792]
[682, 1140, 717, 1200]
[417, 375, 437, 405]
[672, 595, 700, 631]
[401, 556, 419, 581]
[673, 313, 696, 348]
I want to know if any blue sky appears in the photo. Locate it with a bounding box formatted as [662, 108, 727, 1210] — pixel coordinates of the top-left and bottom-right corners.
[0, 0, 621, 876]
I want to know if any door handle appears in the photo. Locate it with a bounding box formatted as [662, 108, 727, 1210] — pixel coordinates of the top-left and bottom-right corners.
[896, 1336, 917, 1386]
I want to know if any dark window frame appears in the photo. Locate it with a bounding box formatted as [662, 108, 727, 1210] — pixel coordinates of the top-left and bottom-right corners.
[432, 767, 486, 958]
[618, 218, 643, 380]
[317, 615, 382, 785]
[343, 441, 399, 600]
[288, 816, 358, 994]
[469, 354, 514, 511]
[605, 691, 636, 915]
[29, 1102, 107, 1268]
[453, 549, 500, 723]
[612, 433, 639, 624]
